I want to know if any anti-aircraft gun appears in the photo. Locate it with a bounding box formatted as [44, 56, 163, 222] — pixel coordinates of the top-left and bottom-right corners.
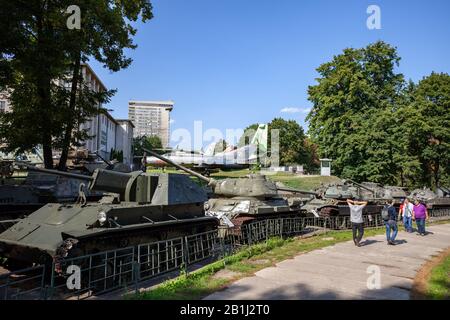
[144, 149, 318, 231]
[0, 165, 218, 269]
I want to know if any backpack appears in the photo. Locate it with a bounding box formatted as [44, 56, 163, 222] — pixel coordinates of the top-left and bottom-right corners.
[381, 205, 389, 221]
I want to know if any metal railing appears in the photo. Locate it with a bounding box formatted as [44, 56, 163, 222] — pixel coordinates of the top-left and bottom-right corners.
[1, 210, 449, 300]
[138, 237, 184, 281]
[0, 265, 46, 300]
[49, 247, 135, 299]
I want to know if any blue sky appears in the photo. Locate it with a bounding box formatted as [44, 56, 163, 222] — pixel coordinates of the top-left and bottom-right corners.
[90, 0, 450, 148]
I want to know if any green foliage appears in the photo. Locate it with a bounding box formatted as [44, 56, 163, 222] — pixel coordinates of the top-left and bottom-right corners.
[213, 139, 228, 154]
[0, 1, 153, 167]
[307, 41, 405, 184]
[110, 148, 124, 162]
[268, 118, 308, 166]
[402, 73, 450, 187]
[238, 123, 259, 147]
[307, 41, 449, 188]
[133, 135, 163, 156]
[239, 120, 309, 166]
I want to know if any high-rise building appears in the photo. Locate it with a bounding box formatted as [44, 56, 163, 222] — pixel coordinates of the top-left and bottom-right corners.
[128, 100, 173, 147]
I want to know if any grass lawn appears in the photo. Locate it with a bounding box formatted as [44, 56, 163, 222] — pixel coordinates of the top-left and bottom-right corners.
[129, 227, 388, 300]
[426, 252, 450, 299]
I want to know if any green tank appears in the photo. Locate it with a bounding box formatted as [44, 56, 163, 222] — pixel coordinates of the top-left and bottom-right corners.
[144, 149, 316, 230]
[302, 179, 392, 217]
[0, 165, 218, 269]
[409, 187, 450, 215]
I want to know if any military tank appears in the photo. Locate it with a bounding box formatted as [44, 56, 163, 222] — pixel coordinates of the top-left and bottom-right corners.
[302, 179, 396, 217]
[144, 149, 317, 231]
[409, 187, 450, 216]
[0, 165, 218, 269]
[0, 149, 130, 223]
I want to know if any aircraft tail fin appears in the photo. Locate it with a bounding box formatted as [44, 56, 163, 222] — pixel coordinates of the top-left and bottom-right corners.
[250, 124, 268, 152]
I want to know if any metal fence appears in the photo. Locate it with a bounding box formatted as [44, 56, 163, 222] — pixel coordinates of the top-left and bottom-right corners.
[1, 210, 449, 300]
[0, 265, 46, 300]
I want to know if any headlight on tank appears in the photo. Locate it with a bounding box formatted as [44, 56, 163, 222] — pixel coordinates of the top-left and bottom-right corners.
[204, 202, 210, 211]
[97, 211, 107, 225]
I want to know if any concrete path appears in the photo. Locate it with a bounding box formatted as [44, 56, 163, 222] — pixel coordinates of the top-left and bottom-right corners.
[205, 224, 450, 300]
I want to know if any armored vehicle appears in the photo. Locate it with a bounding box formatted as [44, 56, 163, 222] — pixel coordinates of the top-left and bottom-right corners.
[144, 150, 316, 230]
[409, 187, 450, 215]
[302, 179, 397, 217]
[0, 170, 105, 220]
[0, 166, 218, 269]
[0, 149, 130, 222]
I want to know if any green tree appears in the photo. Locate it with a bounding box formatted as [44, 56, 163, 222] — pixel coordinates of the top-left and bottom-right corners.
[213, 139, 228, 154]
[307, 41, 406, 183]
[268, 118, 307, 166]
[303, 137, 320, 173]
[0, 1, 153, 168]
[132, 135, 163, 157]
[402, 72, 450, 188]
[238, 123, 259, 147]
[238, 120, 309, 166]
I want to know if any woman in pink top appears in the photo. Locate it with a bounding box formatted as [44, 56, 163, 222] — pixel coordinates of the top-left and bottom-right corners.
[412, 199, 428, 236]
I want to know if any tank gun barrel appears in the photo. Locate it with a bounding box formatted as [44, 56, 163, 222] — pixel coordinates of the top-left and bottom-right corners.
[17, 162, 94, 181]
[276, 186, 318, 196]
[144, 148, 213, 184]
[16, 162, 135, 199]
[344, 179, 375, 193]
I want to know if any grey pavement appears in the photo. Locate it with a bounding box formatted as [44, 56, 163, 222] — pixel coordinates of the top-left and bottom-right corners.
[204, 223, 450, 300]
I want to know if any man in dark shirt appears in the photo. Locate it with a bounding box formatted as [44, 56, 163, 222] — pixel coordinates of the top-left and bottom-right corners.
[385, 200, 398, 245]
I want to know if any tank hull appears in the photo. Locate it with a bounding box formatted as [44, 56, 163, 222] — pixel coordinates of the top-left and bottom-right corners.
[0, 216, 218, 267]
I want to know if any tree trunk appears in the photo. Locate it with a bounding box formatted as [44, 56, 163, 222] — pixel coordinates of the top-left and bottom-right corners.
[433, 161, 440, 188]
[36, 8, 54, 169]
[58, 53, 81, 171]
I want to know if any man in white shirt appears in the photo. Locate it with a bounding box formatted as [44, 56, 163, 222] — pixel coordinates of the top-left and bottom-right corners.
[347, 199, 368, 247]
[400, 198, 414, 233]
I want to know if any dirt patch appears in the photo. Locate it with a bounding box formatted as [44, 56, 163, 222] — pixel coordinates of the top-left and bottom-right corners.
[411, 247, 450, 300]
[211, 269, 242, 281]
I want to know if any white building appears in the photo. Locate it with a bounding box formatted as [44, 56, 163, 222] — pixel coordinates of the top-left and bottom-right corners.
[115, 119, 135, 166]
[78, 64, 134, 165]
[128, 100, 173, 147]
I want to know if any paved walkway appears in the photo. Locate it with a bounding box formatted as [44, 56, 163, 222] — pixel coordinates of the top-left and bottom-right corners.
[205, 224, 450, 300]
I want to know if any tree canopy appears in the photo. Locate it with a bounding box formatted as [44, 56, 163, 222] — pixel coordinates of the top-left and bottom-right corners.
[239, 118, 313, 168]
[307, 41, 449, 188]
[0, 1, 153, 168]
[132, 135, 163, 156]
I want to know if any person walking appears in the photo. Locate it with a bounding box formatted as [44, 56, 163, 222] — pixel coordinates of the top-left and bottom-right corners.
[400, 198, 414, 233]
[383, 200, 399, 245]
[347, 199, 368, 247]
[413, 199, 429, 236]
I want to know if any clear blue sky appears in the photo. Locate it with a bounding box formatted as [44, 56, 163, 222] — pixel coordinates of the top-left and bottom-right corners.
[90, 0, 450, 148]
